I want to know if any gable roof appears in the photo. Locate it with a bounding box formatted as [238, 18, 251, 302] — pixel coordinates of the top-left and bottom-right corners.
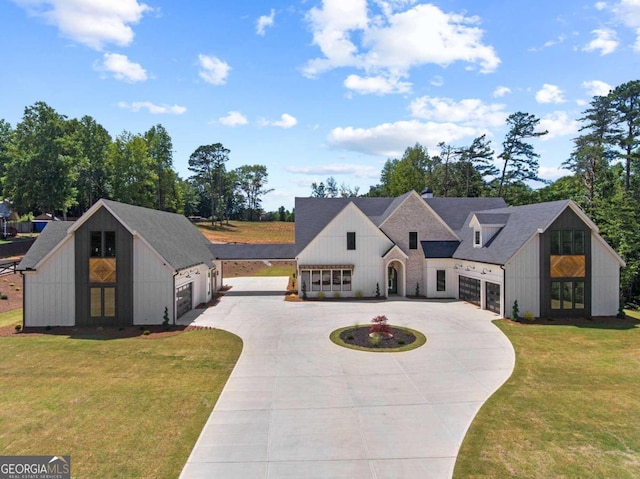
[97, 200, 215, 271]
[294, 196, 396, 254]
[453, 200, 573, 265]
[18, 222, 73, 270]
[20, 200, 215, 271]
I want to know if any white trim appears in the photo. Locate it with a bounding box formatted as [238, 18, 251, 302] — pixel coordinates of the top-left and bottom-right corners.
[297, 201, 393, 259]
[382, 244, 408, 260]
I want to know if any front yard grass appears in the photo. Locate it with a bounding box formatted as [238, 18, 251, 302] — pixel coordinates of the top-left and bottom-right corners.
[0, 310, 242, 478]
[454, 316, 640, 478]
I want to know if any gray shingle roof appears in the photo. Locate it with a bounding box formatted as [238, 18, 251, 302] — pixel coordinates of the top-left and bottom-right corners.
[425, 197, 507, 232]
[294, 197, 395, 254]
[18, 222, 73, 270]
[20, 200, 216, 272]
[210, 243, 296, 260]
[474, 213, 510, 225]
[453, 200, 572, 264]
[101, 200, 215, 271]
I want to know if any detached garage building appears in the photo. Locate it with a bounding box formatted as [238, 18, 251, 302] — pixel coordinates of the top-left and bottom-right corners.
[18, 199, 219, 327]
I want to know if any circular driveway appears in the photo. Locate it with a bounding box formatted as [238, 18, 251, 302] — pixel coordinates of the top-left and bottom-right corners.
[180, 277, 515, 479]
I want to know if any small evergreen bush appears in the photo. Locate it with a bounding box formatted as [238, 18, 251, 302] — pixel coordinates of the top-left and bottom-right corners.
[511, 300, 520, 321]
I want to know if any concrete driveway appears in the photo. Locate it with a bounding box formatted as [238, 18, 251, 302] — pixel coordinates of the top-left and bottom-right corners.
[179, 277, 515, 479]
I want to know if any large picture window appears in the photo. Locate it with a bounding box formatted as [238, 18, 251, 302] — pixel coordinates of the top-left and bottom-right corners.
[551, 281, 585, 310]
[551, 229, 586, 255]
[300, 268, 353, 292]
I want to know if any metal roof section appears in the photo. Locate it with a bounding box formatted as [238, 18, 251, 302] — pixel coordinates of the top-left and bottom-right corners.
[421, 240, 461, 258]
[210, 243, 296, 260]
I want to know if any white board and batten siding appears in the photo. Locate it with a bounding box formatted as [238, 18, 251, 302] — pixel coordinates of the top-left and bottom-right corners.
[297, 203, 393, 297]
[175, 264, 211, 306]
[24, 236, 75, 327]
[591, 235, 622, 317]
[452, 259, 505, 315]
[424, 259, 456, 298]
[132, 237, 174, 325]
[504, 234, 541, 318]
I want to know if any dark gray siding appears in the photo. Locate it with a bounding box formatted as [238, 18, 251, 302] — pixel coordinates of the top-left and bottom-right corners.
[75, 207, 133, 326]
[539, 208, 591, 318]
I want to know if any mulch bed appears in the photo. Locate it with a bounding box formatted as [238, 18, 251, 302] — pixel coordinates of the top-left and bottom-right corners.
[507, 316, 640, 328]
[340, 326, 417, 349]
[0, 324, 216, 339]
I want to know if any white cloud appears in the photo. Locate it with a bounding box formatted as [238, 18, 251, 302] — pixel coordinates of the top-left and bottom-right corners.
[493, 86, 511, 98]
[409, 96, 507, 127]
[535, 84, 566, 104]
[583, 28, 619, 55]
[343, 74, 411, 95]
[262, 113, 298, 128]
[538, 165, 569, 182]
[327, 120, 477, 157]
[117, 101, 186, 115]
[303, 2, 500, 86]
[256, 9, 275, 36]
[198, 54, 231, 85]
[595, 2, 608, 11]
[538, 111, 579, 140]
[14, 0, 150, 50]
[286, 163, 380, 178]
[582, 79, 612, 97]
[430, 75, 444, 87]
[611, 0, 640, 51]
[96, 53, 147, 82]
[219, 111, 248, 126]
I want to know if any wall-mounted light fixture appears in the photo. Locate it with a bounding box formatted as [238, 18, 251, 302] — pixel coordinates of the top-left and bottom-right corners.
[454, 263, 463, 270]
[465, 265, 475, 271]
[481, 267, 492, 275]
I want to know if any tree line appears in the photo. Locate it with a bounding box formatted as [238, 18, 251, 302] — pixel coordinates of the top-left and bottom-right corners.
[314, 79, 639, 302]
[0, 101, 281, 223]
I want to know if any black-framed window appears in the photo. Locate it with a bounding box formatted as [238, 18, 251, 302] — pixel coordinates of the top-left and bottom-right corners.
[409, 232, 418, 250]
[347, 232, 356, 250]
[551, 230, 585, 255]
[551, 281, 585, 310]
[91, 231, 116, 257]
[436, 270, 446, 291]
[474, 230, 481, 246]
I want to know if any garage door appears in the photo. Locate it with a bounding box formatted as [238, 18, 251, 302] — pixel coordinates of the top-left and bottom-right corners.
[486, 282, 501, 314]
[459, 276, 480, 306]
[176, 283, 193, 318]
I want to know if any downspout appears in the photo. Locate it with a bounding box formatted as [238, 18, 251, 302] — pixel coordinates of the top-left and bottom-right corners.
[20, 270, 25, 328]
[172, 270, 178, 326]
[500, 265, 506, 318]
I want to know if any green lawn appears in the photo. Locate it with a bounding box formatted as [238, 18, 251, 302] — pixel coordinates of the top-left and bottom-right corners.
[0, 310, 242, 478]
[454, 315, 640, 478]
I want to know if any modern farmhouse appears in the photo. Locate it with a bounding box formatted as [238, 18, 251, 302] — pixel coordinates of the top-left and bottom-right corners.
[295, 190, 625, 318]
[18, 199, 219, 327]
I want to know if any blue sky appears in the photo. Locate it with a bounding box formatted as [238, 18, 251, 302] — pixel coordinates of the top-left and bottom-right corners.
[3, 1, 640, 212]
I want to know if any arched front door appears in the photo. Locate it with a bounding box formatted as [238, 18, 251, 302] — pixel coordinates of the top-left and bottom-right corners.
[388, 266, 398, 295]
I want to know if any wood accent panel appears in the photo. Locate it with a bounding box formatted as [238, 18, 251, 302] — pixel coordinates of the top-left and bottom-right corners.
[550, 255, 585, 278]
[89, 258, 116, 283]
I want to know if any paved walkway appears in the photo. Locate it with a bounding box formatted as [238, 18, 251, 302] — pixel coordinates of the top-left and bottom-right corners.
[179, 277, 515, 479]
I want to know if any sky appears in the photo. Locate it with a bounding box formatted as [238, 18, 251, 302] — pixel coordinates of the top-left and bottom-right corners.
[2, 0, 640, 212]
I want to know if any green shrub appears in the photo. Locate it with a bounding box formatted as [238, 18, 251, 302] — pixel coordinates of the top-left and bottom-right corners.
[356, 290, 363, 298]
[511, 300, 520, 321]
[375, 283, 381, 298]
[523, 311, 535, 322]
[143, 330, 151, 336]
[397, 339, 405, 345]
[162, 306, 170, 331]
[346, 334, 354, 340]
[14, 324, 22, 332]
[0, 294, 7, 300]
[415, 282, 420, 296]
[333, 291, 341, 299]
[369, 335, 381, 346]
[301, 281, 307, 300]
[318, 291, 325, 300]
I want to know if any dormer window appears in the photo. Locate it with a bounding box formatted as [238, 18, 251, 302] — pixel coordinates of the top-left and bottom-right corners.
[474, 230, 481, 247]
[409, 232, 418, 250]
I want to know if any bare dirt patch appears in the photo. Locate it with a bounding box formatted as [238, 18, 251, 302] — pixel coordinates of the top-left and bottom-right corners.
[0, 273, 23, 314]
